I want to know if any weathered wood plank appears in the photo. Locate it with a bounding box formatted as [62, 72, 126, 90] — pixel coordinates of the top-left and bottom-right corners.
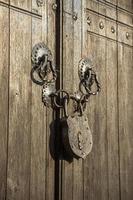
[0, 0, 9, 3]
[30, 16, 46, 199]
[0, 5, 9, 200]
[73, 0, 83, 200]
[62, 1, 74, 200]
[84, 33, 108, 200]
[45, 1, 56, 199]
[86, 0, 99, 12]
[118, 44, 133, 200]
[32, 0, 42, 15]
[10, 0, 31, 11]
[106, 0, 117, 5]
[118, 0, 133, 12]
[7, 10, 31, 200]
[82, 0, 87, 58]
[106, 40, 120, 200]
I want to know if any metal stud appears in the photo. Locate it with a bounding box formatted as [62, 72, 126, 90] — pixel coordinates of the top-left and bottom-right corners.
[87, 16, 91, 25]
[73, 12, 78, 21]
[99, 21, 104, 29]
[126, 32, 130, 40]
[52, 3, 57, 11]
[32, 9, 38, 14]
[111, 26, 115, 33]
[36, 0, 43, 7]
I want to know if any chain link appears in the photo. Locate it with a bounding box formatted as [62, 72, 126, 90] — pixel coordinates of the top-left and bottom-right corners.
[31, 61, 101, 116]
[31, 44, 101, 116]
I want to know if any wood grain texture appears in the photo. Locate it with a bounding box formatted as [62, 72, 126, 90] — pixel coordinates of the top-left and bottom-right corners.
[62, 1, 74, 200]
[73, 1, 83, 200]
[10, 0, 31, 11]
[84, 33, 108, 200]
[32, 0, 43, 15]
[30, 17, 46, 200]
[0, 0, 9, 3]
[86, 0, 99, 13]
[106, 0, 117, 5]
[118, 44, 133, 200]
[45, 1, 56, 199]
[6, 10, 31, 200]
[0, 5, 9, 200]
[118, 0, 133, 12]
[106, 40, 120, 200]
[30, 0, 56, 199]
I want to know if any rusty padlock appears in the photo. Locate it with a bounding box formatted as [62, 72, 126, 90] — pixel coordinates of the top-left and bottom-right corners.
[61, 97, 93, 159]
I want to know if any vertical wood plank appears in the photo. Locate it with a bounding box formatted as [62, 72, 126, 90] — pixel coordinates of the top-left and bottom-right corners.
[62, 1, 74, 200]
[82, 0, 87, 58]
[45, 1, 56, 199]
[30, 1, 56, 199]
[0, 5, 9, 200]
[118, 44, 133, 200]
[73, 1, 83, 200]
[7, 10, 31, 200]
[30, 16, 46, 199]
[84, 33, 108, 200]
[106, 40, 120, 200]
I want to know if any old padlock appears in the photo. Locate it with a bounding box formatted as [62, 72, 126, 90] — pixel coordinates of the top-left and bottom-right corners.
[61, 98, 93, 159]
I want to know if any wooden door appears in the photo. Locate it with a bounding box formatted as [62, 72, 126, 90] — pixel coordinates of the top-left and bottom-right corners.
[0, 0, 133, 200]
[0, 0, 56, 199]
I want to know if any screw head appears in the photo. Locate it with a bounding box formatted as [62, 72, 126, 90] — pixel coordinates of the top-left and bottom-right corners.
[99, 21, 104, 29]
[126, 32, 130, 40]
[111, 26, 115, 33]
[73, 13, 78, 21]
[52, 3, 57, 11]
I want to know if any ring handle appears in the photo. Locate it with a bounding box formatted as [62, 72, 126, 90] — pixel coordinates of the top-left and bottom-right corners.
[31, 65, 45, 86]
[31, 45, 101, 110]
[31, 42, 57, 86]
[78, 58, 101, 95]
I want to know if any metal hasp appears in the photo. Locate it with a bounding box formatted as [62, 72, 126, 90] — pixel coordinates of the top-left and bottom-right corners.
[31, 43, 101, 159]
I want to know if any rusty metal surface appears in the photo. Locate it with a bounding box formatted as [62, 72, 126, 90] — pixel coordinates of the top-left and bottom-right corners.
[62, 114, 93, 159]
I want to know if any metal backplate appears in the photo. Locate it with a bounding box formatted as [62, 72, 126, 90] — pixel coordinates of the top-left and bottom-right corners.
[78, 58, 93, 81]
[62, 114, 93, 159]
[42, 82, 56, 106]
[31, 42, 52, 66]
